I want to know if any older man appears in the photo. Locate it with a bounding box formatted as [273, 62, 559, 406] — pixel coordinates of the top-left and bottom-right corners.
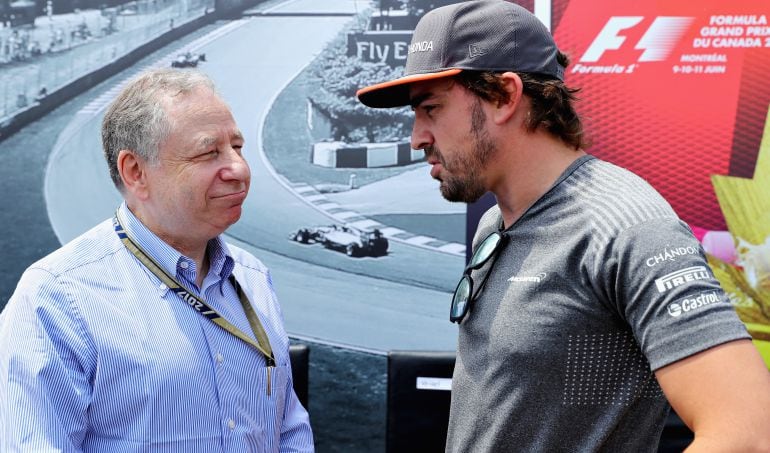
[0, 68, 313, 452]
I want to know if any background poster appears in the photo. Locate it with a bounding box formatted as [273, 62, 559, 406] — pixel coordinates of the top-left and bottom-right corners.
[0, 0, 768, 449]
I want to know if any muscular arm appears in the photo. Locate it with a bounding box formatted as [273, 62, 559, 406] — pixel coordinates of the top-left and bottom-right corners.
[605, 218, 770, 450]
[655, 339, 770, 452]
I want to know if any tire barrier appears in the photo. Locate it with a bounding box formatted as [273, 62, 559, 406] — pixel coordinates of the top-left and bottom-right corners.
[312, 141, 423, 168]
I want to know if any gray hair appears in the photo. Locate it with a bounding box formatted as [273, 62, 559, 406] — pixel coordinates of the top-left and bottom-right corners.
[101, 68, 217, 191]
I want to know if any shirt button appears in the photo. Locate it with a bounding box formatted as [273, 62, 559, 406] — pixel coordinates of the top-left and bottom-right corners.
[180, 261, 189, 269]
[227, 419, 235, 430]
[215, 353, 224, 364]
[159, 283, 167, 291]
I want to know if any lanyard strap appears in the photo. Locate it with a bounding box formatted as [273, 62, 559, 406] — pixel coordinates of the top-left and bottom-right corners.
[230, 276, 274, 365]
[113, 213, 274, 366]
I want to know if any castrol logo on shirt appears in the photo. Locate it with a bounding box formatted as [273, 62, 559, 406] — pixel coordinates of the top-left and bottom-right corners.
[667, 291, 721, 316]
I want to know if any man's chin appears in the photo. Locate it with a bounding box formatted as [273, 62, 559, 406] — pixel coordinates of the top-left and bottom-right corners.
[440, 184, 483, 204]
[219, 205, 243, 227]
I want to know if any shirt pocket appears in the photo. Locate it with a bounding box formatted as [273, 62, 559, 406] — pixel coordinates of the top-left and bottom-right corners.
[269, 364, 289, 420]
[243, 364, 289, 452]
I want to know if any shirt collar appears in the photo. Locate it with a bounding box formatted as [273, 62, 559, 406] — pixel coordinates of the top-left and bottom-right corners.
[117, 203, 235, 285]
[207, 235, 235, 288]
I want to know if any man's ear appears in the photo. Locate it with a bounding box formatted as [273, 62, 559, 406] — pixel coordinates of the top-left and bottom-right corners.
[117, 150, 150, 200]
[491, 72, 524, 125]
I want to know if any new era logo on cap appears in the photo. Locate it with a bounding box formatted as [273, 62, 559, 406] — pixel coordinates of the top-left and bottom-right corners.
[356, 0, 564, 108]
[469, 44, 488, 59]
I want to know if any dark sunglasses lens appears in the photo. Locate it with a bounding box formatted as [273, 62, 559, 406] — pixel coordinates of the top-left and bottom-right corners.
[470, 232, 502, 268]
[451, 275, 472, 322]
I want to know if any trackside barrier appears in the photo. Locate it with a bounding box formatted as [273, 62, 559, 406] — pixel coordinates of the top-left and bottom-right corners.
[386, 350, 455, 453]
[289, 343, 310, 410]
[312, 141, 422, 168]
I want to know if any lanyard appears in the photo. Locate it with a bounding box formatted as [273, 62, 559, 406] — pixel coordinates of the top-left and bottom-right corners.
[112, 212, 275, 369]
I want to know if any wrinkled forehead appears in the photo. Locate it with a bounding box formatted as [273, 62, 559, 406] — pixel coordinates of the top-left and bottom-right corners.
[164, 88, 237, 128]
[158, 84, 219, 112]
[159, 91, 241, 149]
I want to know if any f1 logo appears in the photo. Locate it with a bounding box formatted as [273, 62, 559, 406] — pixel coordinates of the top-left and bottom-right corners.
[580, 16, 695, 63]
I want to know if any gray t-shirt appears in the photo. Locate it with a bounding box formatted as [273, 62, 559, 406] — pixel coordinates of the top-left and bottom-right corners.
[446, 155, 749, 452]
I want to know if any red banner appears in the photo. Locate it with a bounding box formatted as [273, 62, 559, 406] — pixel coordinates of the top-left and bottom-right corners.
[551, 0, 770, 361]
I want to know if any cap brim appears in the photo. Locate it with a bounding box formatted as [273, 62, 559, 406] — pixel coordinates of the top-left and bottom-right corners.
[356, 69, 463, 108]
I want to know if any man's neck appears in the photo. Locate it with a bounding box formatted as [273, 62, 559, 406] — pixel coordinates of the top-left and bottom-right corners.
[161, 237, 209, 288]
[126, 204, 211, 288]
[491, 135, 585, 229]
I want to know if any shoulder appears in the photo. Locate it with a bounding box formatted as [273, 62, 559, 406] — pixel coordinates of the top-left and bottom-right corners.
[478, 204, 501, 228]
[6, 219, 119, 329]
[476, 205, 501, 236]
[570, 158, 672, 211]
[565, 157, 680, 238]
[468, 204, 503, 250]
[27, 218, 122, 278]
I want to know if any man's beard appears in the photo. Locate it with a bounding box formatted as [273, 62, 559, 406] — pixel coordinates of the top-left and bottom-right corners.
[436, 99, 495, 203]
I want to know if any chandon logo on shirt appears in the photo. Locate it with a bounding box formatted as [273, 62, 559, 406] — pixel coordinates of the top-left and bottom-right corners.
[667, 291, 720, 317]
[654, 266, 711, 293]
[508, 272, 547, 283]
[645, 245, 699, 267]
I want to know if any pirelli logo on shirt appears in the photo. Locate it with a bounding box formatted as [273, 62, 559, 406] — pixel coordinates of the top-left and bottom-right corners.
[655, 266, 711, 293]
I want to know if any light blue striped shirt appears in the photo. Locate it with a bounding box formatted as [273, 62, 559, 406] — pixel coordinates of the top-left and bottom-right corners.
[0, 203, 314, 452]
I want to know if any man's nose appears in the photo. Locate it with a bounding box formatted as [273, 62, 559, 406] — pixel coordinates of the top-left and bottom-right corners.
[410, 117, 433, 151]
[220, 148, 250, 180]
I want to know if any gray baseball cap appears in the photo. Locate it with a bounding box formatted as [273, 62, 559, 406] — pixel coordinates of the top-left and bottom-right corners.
[356, 0, 563, 108]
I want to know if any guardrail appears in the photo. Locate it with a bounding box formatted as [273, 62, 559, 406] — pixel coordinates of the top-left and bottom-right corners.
[0, 0, 266, 144]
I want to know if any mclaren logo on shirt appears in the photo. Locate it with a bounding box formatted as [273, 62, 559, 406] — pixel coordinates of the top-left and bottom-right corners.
[508, 272, 547, 283]
[655, 266, 711, 292]
[667, 291, 720, 317]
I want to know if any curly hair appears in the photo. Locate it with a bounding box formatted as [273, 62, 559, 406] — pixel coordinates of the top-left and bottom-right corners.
[453, 52, 588, 150]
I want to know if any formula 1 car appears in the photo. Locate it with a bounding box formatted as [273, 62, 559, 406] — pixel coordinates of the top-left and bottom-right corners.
[289, 224, 389, 257]
[171, 52, 206, 68]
